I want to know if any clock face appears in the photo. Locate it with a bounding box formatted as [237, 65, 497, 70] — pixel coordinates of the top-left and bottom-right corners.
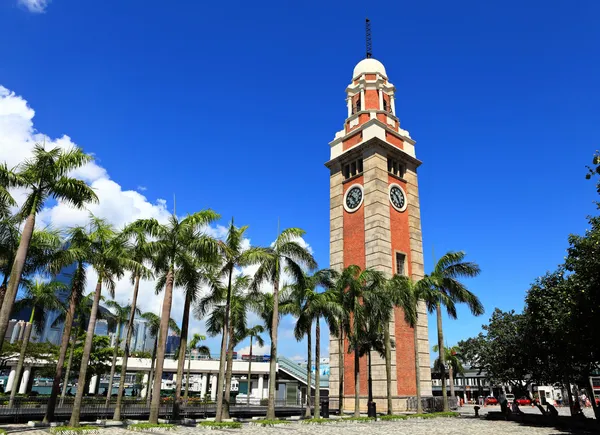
[345, 185, 363, 212]
[389, 185, 407, 211]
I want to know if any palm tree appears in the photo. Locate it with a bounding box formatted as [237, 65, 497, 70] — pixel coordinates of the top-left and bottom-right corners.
[201, 275, 251, 419]
[185, 333, 210, 402]
[114, 224, 154, 420]
[0, 162, 18, 219]
[69, 216, 139, 427]
[173, 264, 211, 419]
[0, 220, 62, 307]
[209, 219, 268, 421]
[427, 251, 483, 412]
[382, 275, 417, 414]
[104, 300, 140, 407]
[0, 144, 98, 351]
[140, 312, 180, 406]
[251, 227, 317, 419]
[8, 280, 66, 406]
[339, 265, 385, 417]
[137, 211, 219, 424]
[237, 325, 265, 405]
[60, 292, 107, 404]
[290, 269, 339, 417]
[45, 259, 87, 423]
[433, 345, 465, 398]
[390, 275, 436, 414]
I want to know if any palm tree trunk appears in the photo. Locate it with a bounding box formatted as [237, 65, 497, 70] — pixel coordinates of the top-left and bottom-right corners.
[9, 315, 34, 407]
[44, 283, 78, 423]
[114, 274, 141, 420]
[0, 275, 8, 312]
[105, 323, 121, 407]
[315, 317, 321, 418]
[223, 320, 235, 419]
[384, 321, 392, 415]
[61, 328, 78, 405]
[354, 347, 360, 417]
[449, 365, 455, 397]
[246, 337, 253, 406]
[267, 274, 279, 420]
[174, 292, 191, 419]
[216, 266, 234, 422]
[436, 303, 448, 412]
[184, 350, 192, 402]
[0, 213, 35, 350]
[305, 330, 312, 418]
[149, 267, 175, 424]
[413, 314, 422, 414]
[338, 330, 344, 414]
[146, 338, 157, 406]
[70, 279, 102, 427]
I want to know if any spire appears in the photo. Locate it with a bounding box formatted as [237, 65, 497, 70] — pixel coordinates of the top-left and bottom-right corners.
[365, 18, 372, 59]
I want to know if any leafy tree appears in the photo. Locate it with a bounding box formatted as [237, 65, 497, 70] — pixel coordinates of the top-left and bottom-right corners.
[0, 163, 18, 219]
[185, 334, 210, 401]
[136, 210, 219, 424]
[250, 228, 316, 419]
[104, 300, 140, 407]
[432, 345, 465, 397]
[209, 220, 268, 421]
[114, 224, 154, 419]
[427, 251, 483, 412]
[8, 280, 65, 406]
[0, 144, 98, 351]
[236, 325, 265, 406]
[289, 269, 339, 417]
[69, 216, 138, 427]
[70, 335, 114, 395]
[139, 311, 180, 406]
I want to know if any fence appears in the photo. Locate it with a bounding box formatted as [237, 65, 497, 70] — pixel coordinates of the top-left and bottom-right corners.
[407, 396, 459, 412]
[0, 396, 303, 423]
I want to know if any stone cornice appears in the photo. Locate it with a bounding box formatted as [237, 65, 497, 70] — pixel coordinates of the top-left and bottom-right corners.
[325, 135, 422, 169]
[329, 117, 416, 148]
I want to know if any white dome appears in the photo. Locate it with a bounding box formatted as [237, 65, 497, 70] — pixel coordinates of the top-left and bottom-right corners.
[352, 58, 387, 79]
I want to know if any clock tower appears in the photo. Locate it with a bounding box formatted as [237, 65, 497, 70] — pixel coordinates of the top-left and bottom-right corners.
[326, 57, 432, 412]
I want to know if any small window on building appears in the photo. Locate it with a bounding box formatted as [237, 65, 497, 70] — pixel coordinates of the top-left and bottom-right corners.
[356, 98, 361, 113]
[387, 157, 405, 178]
[342, 158, 364, 180]
[382, 98, 388, 112]
[396, 252, 406, 276]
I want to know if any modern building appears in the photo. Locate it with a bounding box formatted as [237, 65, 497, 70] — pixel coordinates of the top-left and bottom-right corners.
[327, 53, 431, 413]
[94, 319, 109, 336]
[165, 332, 180, 354]
[37, 263, 75, 345]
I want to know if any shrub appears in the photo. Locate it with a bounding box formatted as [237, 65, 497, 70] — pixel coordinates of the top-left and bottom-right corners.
[379, 415, 408, 421]
[198, 422, 241, 429]
[250, 419, 291, 426]
[259, 398, 269, 406]
[128, 423, 176, 432]
[0, 429, 7, 435]
[342, 417, 375, 423]
[300, 418, 335, 424]
[49, 426, 99, 435]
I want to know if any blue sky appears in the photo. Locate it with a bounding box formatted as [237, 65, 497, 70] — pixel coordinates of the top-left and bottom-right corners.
[1, 0, 599, 362]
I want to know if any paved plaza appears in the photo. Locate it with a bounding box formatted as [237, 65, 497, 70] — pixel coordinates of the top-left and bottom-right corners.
[0, 416, 588, 435]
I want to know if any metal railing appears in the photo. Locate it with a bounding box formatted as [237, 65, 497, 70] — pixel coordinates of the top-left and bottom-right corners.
[0, 396, 303, 423]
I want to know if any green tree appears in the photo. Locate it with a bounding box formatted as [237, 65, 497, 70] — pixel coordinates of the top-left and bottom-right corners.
[290, 269, 339, 417]
[114, 224, 154, 420]
[70, 335, 114, 395]
[185, 333, 210, 402]
[427, 251, 483, 411]
[210, 220, 268, 421]
[202, 276, 251, 418]
[69, 216, 138, 427]
[250, 228, 316, 419]
[432, 345, 465, 397]
[0, 144, 98, 351]
[104, 300, 140, 407]
[8, 280, 65, 406]
[0, 162, 18, 219]
[136, 210, 219, 424]
[139, 311, 180, 406]
[237, 325, 265, 406]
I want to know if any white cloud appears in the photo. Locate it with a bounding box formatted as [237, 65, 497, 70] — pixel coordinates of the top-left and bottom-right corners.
[237, 343, 269, 357]
[18, 0, 50, 13]
[0, 84, 307, 358]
